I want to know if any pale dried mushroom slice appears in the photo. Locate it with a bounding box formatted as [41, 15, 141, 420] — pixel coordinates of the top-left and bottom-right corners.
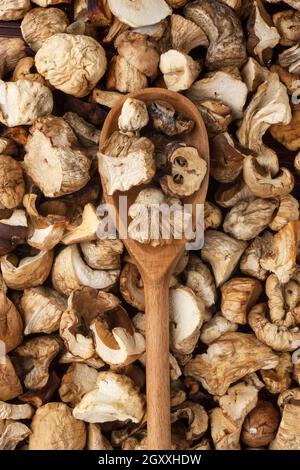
[106, 55, 148, 93]
[118, 98, 149, 134]
[119, 262, 145, 311]
[269, 194, 300, 231]
[215, 179, 254, 209]
[59, 351, 105, 370]
[200, 313, 238, 345]
[35, 33, 107, 98]
[148, 101, 194, 136]
[0, 209, 27, 256]
[59, 363, 98, 406]
[221, 277, 263, 325]
[0, 355, 23, 401]
[73, 371, 145, 423]
[204, 201, 222, 230]
[241, 400, 280, 448]
[171, 402, 209, 442]
[266, 272, 300, 325]
[0, 155, 25, 209]
[0, 79, 53, 127]
[21, 7, 69, 52]
[62, 204, 99, 245]
[107, 0, 171, 27]
[14, 336, 61, 390]
[0, 37, 26, 78]
[159, 50, 201, 92]
[0, 421, 31, 450]
[92, 89, 124, 109]
[271, 107, 300, 152]
[261, 352, 293, 394]
[184, 332, 279, 396]
[270, 404, 300, 450]
[240, 231, 273, 281]
[24, 116, 91, 198]
[184, 0, 247, 70]
[0, 402, 33, 420]
[237, 74, 291, 175]
[0, 292, 23, 352]
[81, 238, 123, 270]
[170, 285, 205, 355]
[1, 250, 53, 291]
[196, 99, 232, 137]
[0, 0, 30, 20]
[52, 245, 120, 297]
[29, 402, 86, 450]
[160, 142, 207, 198]
[260, 221, 299, 283]
[99, 134, 155, 196]
[243, 156, 294, 198]
[223, 198, 278, 241]
[241, 57, 270, 93]
[187, 71, 248, 120]
[115, 32, 160, 78]
[247, 0, 280, 65]
[184, 254, 216, 308]
[249, 303, 300, 352]
[170, 14, 208, 54]
[210, 133, 246, 184]
[201, 230, 248, 287]
[273, 9, 300, 46]
[20, 286, 67, 335]
[279, 43, 300, 75]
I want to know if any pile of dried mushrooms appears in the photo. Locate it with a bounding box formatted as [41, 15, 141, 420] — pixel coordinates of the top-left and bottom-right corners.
[0, 0, 300, 451]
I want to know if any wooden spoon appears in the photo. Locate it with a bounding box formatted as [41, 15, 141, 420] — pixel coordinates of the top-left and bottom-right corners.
[99, 88, 209, 450]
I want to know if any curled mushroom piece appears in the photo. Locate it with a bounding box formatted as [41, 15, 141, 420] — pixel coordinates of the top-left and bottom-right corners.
[170, 285, 205, 355]
[241, 400, 280, 448]
[62, 204, 98, 245]
[81, 238, 123, 271]
[0, 291, 23, 352]
[270, 404, 300, 450]
[215, 179, 254, 209]
[24, 116, 91, 198]
[118, 98, 149, 134]
[0, 0, 30, 20]
[12, 57, 45, 85]
[0, 402, 33, 420]
[107, 0, 171, 27]
[0, 155, 25, 210]
[201, 230, 247, 287]
[29, 402, 86, 450]
[240, 231, 273, 281]
[184, 332, 279, 395]
[0, 38, 26, 79]
[184, 255, 216, 308]
[148, 101, 194, 136]
[200, 313, 238, 345]
[210, 133, 246, 184]
[0, 355, 23, 401]
[160, 142, 207, 197]
[73, 371, 145, 423]
[20, 286, 67, 335]
[35, 34, 107, 98]
[0, 209, 27, 255]
[120, 262, 145, 311]
[273, 9, 300, 46]
[223, 198, 278, 241]
[261, 353, 293, 394]
[171, 401, 209, 442]
[237, 74, 291, 175]
[204, 202, 222, 230]
[52, 245, 120, 296]
[59, 363, 98, 406]
[242, 58, 270, 93]
[159, 50, 200, 92]
[107, 55, 148, 93]
[99, 132, 155, 195]
[0, 421, 31, 450]
[184, 0, 247, 70]
[279, 43, 300, 75]
[170, 14, 208, 53]
[243, 156, 294, 198]
[196, 100, 232, 137]
[260, 221, 300, 283]
[221, 277, 263, 325]
[14, 336, 62, 390]
[0, 79, 53, 127]
[1, 250, 53, 291]
[269, 195, 300, 231]
[21, 7, 70, 52]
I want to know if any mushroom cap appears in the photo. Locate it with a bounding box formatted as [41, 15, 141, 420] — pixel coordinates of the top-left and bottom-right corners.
[35, 33, 107, 98]
[107, 0, 171, 27]
[115, 32, 160, 77]
[29, 402, 86, 450]
[221, 277, 263, 325]
[242, 400, 280, 448]
[118, 98, 149, 133]
[73, 371, 145, 423]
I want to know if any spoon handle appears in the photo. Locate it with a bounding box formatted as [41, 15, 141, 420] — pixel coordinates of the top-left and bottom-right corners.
[144, 273, 172, 450]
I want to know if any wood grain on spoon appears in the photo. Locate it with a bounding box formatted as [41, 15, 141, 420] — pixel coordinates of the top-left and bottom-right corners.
[99, 88, 209, 450]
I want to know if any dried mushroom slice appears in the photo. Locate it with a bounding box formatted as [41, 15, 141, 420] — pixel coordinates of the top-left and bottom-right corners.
[0, 421, 31, 450]
[52, 245, 120, 296]
[118, 98, 149, 134]
[20, 286, 67, 335]
[0, 79, 53, 127]
[148, 101, 194, 136]
[183, 0, 247, 70]
[120, 262, 145, 311]
[0, 0, 30, 20]
[171, 401, 209, 442]
[160, 142, 207, 198]
[35, 33, 107, 98]
[24, 116, 91, 198]
[0, 38, 26, 79]
[210, 133, 246, 184]
[81, 238, 123, 271]
[29, 402, 86, 450]
[242, 58, 270, 93]
[160, 50, 200, 92]
[200, 313, 238, 345]
[271, 107, 300, 152]
[273, 9, 300, 46]
[240, 231, 273, 281]
[106, 55, 148, 93]
[21, 7, 69, 52]
[201, 230, 247, 287]
[0, 402, 33, 420]
[170, 14, 208, 54]
[0, 291, 23, 352]
[221, 277, 263, 325]
[73, 371, 145, 423]
[0, 209, 27, 256]
[62, 204, 99, 245]
[270, 404, 300, 450]
[184, 332, 279, 395]
[107, 0, 171, 27]
[204, 201, 222, 230]
[59, 363, 98, 406]
[0, 155, 25, 209]
[261, 352, 293, 394]
[269, 194, 300, 231]
[184, 254, 216, 308]
[0, 355, 23, 401]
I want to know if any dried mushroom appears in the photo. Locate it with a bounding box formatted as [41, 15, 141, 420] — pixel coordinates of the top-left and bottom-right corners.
[73, 371, 145, 423]
[273, 9, 300, 46]
[271, 106, 300, 151]
[0, 421, 31, 450]
[0, 355, 23, 401]
[0, 402, 33, 420]
[270, 404, 300, 450]
[29, 402, 86, 450]
[240, 232, 273, 281]
[120, 262, 145, 311]
[0, 155, 24, 210]
[159, 50, 200, 92]
[35, 34, 107, 97]
[241, 400, 280, 448]
[221, 277, 262, 325]
[261, 352, 293, 394]
[160, 142, 207, 197]
[184, 332, 279, 395]
[185, 254, 216, 308]
[24, 116, 91, 198]
[118, 98, 149, 133]
[0, 292, 23, 352]
[0, 0, 30, 20]
[269, 195, 300, 231]
[12, 57, 45, 85]
[210, 133, 246, 184]
[170, 14, 208, 53]
[106, 55, 148, 93]
[21, 7, 69, 52]
[0, 38, 26, 78]
[200, 313, 238, 345]
[107, 0, 171, 27]
[148, 101, 194, 136]
[0, 209, 27, 255]
[59, 363, 98, 406]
